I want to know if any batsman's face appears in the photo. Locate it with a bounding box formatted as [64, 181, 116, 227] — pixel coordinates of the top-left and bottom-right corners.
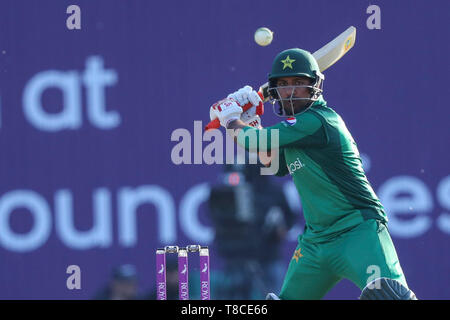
[276, 76, 312, 114]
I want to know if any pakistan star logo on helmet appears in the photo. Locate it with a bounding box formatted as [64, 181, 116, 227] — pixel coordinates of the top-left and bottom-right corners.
[280, 55, 296, 70]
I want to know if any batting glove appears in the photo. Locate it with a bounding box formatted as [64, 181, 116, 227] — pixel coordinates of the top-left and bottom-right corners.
[228, 85, 263, 128]
[227, 85, 261, 107]
[209, 98, 243, 128]
[241, 110, 262, 129]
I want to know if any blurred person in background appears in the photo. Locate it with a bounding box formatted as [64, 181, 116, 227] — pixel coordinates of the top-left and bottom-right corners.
[94, 264, 138, 300]
[208, 162, 296, 299]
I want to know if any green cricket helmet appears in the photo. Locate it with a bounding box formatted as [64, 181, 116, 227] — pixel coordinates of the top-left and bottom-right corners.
[268, 48, 324, 116]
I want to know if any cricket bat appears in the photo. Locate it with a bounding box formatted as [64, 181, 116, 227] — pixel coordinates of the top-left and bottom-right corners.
[205, 26, 356, 131]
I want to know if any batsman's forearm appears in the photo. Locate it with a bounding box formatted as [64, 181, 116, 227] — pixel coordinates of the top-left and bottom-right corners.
[226, 119, 248, 130]
[226, 119, 249, 142]
[226, 120, 272, 167]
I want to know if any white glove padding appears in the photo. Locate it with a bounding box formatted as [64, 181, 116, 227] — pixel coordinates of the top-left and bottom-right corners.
[227, 85, 262, 107]
[241, 106, 262, 129]
[209, 98, 243, 128]
[243, 114, 262, 128]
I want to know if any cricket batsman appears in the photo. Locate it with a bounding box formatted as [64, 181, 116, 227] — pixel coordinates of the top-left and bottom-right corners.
[208, 48, 417, 300]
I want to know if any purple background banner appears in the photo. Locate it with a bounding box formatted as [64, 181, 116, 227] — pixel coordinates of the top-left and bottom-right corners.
[0, 0, 449, 299]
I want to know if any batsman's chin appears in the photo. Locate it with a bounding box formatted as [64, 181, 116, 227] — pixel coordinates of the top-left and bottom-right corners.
[280, 101, 308, 116]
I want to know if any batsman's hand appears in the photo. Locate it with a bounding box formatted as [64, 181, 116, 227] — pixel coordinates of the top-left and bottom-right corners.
[227, 85, 262, 108]
[209, 98, 243, 128]
[228, 85, 263, 129]
[241, 110, 262, 129]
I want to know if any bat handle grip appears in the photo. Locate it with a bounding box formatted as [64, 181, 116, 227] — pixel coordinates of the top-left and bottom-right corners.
[204, 91, 264, 131]
[204, 118, 221, 131]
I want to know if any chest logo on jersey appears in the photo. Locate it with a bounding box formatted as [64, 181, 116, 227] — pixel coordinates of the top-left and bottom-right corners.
[292, 248, 303, 262]
[287, 157, 305, 174]
[284, 117, 297, 126]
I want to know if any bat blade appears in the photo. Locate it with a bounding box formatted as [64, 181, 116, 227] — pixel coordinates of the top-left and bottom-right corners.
[313, 26, 356, 72]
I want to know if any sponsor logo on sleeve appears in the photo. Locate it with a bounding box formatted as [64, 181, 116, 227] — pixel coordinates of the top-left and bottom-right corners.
[284, 117, 297, 126]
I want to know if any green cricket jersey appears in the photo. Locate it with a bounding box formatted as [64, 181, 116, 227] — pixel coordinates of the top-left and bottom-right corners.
[237, 97, 387, 243]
